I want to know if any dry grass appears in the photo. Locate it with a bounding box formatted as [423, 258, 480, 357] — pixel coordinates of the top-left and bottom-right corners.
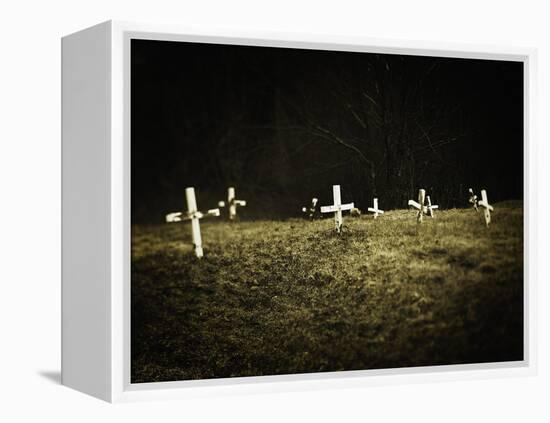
[131, 202, 523, 383]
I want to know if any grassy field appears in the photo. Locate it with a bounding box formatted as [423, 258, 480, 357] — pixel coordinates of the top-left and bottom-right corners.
[131, 203, 524, 383]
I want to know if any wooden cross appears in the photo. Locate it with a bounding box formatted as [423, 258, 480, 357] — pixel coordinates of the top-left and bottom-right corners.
[425, 195, 439, 218]
[478, 189, 494, 227]
[302, 197, 319, 220]
[165, 187, 220, 258]
[367, 198, 384, 219]
[320, 185, 354, 233]
[408, 189, 426, 223]
[468, 188, 478, 212]
[223, 187, 246, 220]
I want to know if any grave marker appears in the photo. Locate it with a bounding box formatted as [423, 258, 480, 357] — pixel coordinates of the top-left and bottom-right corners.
[165, 187, 220, 258]
[408, 189, 426, 223]
[367, 198, 384, 219]
[468, 188, 478, 211]
[320, 185, 354, 233]
[302, 197, 319, 220]
[226, 187, 246, 220]
[425, 195, 439, 218]
[478, 189, 494, 227]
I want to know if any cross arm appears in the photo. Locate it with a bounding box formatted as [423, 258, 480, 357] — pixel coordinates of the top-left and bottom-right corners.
[478, 201, 494, 211]
[166, 212, 183, 222]
[206, 208, 221, 217]
[408, 200, 421, 210]
[166, 208, 220, 222]
[321, 202, 354, 213]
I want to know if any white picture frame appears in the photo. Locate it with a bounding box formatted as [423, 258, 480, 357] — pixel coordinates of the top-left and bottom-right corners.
[61, 20, 537, 403]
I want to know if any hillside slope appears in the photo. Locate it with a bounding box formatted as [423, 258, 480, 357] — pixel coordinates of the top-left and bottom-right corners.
[131, 204, 524, 383]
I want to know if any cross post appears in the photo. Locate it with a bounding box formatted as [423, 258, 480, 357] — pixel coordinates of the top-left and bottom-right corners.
[186, 188, 204, 257]
[333, 185, 342, 230]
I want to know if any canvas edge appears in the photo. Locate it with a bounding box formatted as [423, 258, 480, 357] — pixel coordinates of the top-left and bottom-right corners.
[61, 20, 112, 402]
[103, 20, 537, 403]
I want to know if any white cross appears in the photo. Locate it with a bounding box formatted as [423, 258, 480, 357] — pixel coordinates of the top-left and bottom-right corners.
[221, 187, 246, 220]
[478, 189, 494, 227]
[367, 198, 384, 219]
[320, 185, 354, 233]
[165, 187, 220, 258]
[408, 189, 426, 223]
[302, 197, 319, 220]
[468, 188, 478, 212]
[425, 195, 439, 218]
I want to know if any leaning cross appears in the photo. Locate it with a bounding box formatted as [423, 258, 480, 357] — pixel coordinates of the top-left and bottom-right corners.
[302, 197, 319, 220]
[425, 195, 439, 218]
[166, 187, 220, 258]
[478, 189, 494, 227]
[408, 189, 426, 223]
[367, 198, 384, 219]
[320, 185, 354, 233]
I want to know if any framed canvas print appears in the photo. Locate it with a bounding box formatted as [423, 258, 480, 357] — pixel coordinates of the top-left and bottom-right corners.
[61, 21, 537, 402]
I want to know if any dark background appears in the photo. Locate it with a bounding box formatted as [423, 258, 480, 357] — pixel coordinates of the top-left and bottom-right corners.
[131, 39, 523, 222]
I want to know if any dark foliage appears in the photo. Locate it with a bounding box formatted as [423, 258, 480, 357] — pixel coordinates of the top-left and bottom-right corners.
[131, 40, 523, 222]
